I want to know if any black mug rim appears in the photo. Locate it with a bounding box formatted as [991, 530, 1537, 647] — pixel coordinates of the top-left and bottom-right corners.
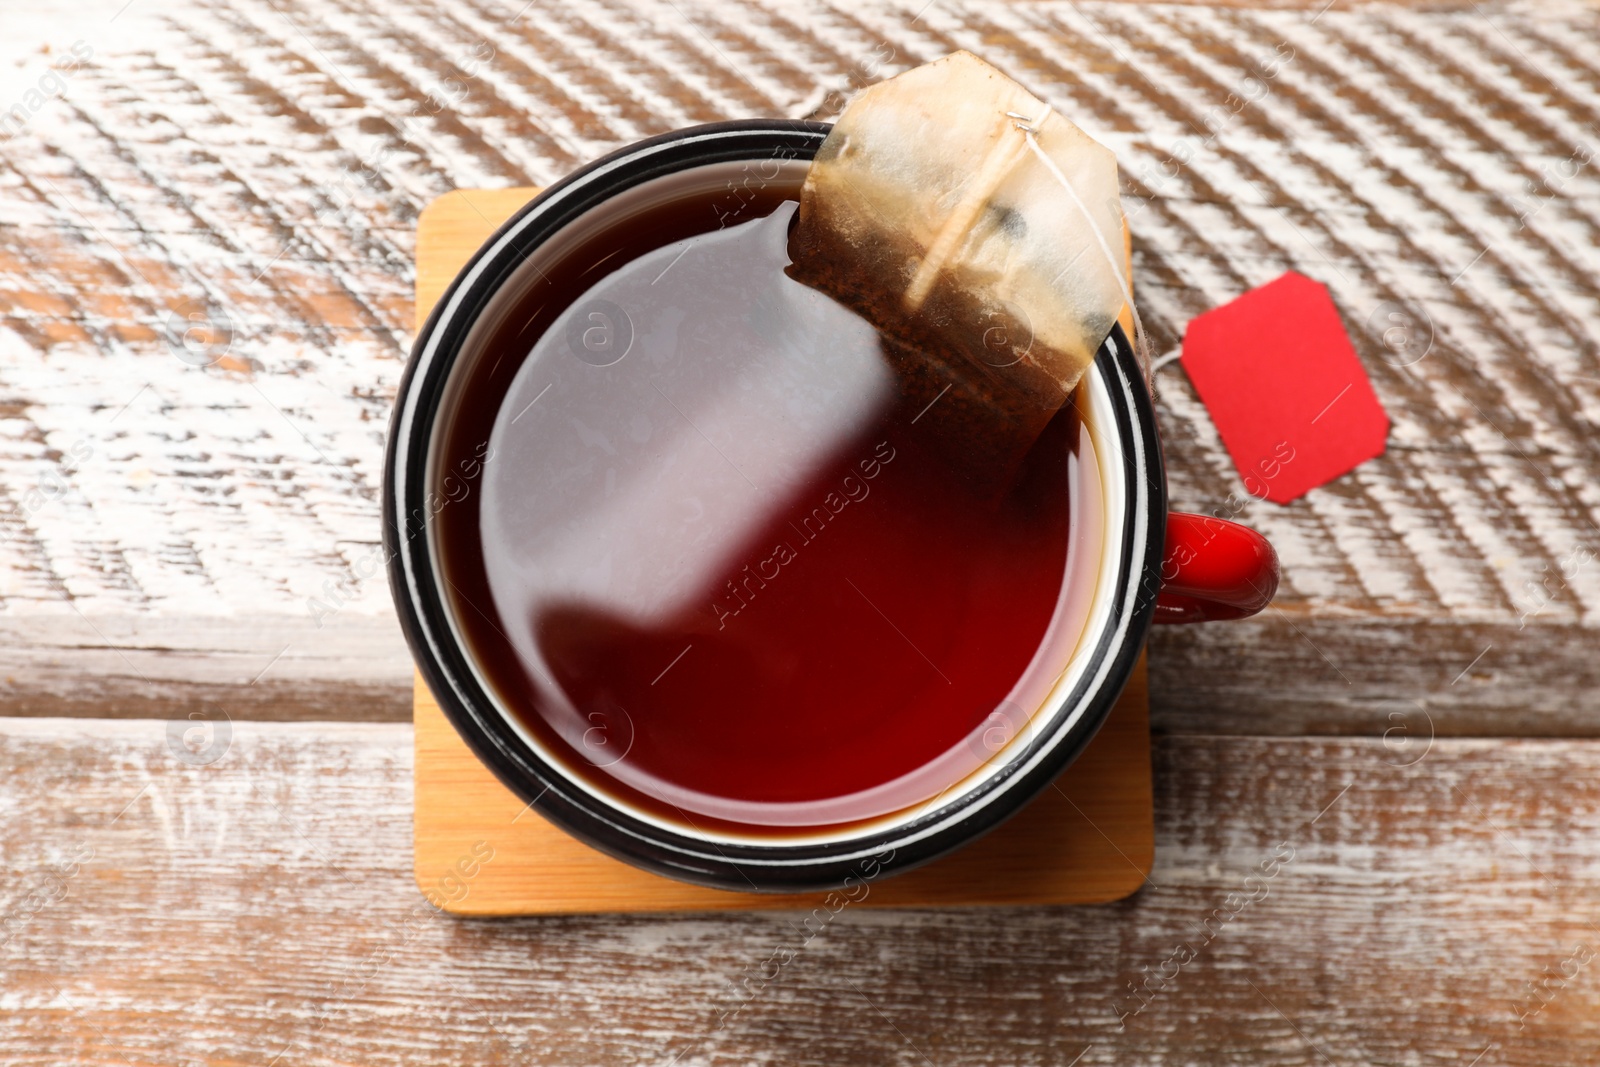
[384, 119, 1167, 893]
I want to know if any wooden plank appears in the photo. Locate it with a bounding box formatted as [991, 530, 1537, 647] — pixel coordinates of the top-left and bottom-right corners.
[4, 716, 1600, 1063]
[414, 663, 1152, 913]
[0, 0, 1596, 726]
[0, 613, 411, 721]
[1150, 616, 1600, 737]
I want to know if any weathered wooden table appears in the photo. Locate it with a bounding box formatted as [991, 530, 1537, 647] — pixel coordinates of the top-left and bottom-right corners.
[2, 0, 1598, 1061]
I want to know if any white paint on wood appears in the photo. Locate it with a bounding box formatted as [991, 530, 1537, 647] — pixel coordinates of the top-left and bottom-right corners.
[0, 0, 1596, 717]
[2, 717, 1598, 1063]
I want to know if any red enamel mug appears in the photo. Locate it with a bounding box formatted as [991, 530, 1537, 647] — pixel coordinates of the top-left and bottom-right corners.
[385, 120, 1278, 892]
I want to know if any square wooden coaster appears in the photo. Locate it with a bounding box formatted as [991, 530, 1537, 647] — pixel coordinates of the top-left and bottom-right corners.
[411, 188, 1154, 914]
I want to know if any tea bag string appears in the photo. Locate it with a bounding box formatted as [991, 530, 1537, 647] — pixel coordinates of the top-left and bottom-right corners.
[1009, 106, 1154, 379]
[904, 132, 1031, 310]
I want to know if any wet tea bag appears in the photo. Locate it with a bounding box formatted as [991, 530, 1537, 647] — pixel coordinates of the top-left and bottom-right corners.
[789, 51, 1141, 489]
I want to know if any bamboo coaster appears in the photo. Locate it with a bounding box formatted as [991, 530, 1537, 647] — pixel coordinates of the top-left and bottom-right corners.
[412, 188, 1153, 914]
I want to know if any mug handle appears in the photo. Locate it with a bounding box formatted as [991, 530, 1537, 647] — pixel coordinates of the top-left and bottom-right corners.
[1153, 513, 1280, 624]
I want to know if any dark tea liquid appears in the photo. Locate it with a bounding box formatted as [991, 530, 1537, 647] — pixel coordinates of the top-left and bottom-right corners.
[434, 162, 1102, 835]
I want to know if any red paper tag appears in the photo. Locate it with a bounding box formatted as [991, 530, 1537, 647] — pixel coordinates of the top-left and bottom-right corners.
[1180, 271, 1388, 504]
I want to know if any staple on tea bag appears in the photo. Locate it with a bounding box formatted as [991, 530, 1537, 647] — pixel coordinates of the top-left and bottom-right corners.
[789, 50, 1147, 491]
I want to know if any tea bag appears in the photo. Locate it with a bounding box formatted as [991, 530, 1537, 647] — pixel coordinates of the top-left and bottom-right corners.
[789, 51, 1141, 490]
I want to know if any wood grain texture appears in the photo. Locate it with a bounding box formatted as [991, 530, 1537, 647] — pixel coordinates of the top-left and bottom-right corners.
[0, 0, 1597, 726]
[0, 613, 411, 721]
[414, 664, 1151, 913]
[5, 713, 1600, 1064]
